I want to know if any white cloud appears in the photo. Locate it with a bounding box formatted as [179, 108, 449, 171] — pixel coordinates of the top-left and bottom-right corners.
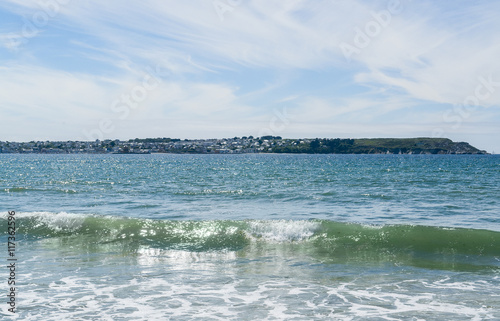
[10, 0, 357, 70]
[349, 1, 500, 106]
[0, 65, 116, 116]
[0, 0, 499, 151]
[0, 63, 257, 140]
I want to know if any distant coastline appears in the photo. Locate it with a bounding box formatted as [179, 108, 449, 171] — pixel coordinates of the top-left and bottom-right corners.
[0, 137, 488, 155]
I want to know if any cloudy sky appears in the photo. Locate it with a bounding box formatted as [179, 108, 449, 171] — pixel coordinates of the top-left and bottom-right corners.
[1, 0, 499, 152]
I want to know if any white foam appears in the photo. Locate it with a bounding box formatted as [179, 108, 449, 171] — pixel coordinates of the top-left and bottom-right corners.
[8, 214, 499, 320]
[247, 220, 320, 242]
[17, 272, 499, 321]
[3, 211, 88, 232]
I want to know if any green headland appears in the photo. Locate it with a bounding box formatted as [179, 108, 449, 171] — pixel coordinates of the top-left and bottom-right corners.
[0, 137, 487, 154]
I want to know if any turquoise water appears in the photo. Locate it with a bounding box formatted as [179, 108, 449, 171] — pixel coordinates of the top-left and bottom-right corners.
[1, 154, 500, 320]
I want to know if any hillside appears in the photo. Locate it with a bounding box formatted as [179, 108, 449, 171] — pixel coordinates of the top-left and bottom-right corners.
[0, 137, 487, 154]
[271, 138, 487, 154]
[350, 138, 486, 154]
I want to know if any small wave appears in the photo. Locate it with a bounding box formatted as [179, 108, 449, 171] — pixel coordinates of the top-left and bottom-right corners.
[1, 212, 250, 251]
[1, 213, 499, 269]
[175, 189, 246, 196]
[5, 211, 87, 233]
[3, 187, 77, 194]
[314, 221, 500, 257]
[4, 187, 39, 193]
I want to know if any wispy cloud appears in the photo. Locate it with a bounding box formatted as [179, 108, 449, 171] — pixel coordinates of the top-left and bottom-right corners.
[0, 0, 499, 151]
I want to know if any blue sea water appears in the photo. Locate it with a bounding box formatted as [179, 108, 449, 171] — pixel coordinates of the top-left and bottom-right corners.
[1, 154, 499, 320]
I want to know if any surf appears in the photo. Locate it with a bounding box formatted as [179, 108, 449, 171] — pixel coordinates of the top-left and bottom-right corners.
[3, 212, 499, 269]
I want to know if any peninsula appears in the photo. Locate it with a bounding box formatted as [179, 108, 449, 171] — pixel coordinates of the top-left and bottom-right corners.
[0, 137, 487, 154]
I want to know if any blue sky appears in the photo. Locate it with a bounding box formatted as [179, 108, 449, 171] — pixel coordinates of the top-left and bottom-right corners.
[1, 0, 499, 152]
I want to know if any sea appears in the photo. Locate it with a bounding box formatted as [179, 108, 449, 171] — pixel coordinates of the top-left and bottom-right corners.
[1, 153, 499, 320]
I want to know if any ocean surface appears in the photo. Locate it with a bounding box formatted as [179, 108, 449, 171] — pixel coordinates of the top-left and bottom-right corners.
[1, 154, 499, 320]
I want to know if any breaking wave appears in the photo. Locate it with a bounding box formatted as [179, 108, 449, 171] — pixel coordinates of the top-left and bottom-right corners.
[2, 212, 499, 270]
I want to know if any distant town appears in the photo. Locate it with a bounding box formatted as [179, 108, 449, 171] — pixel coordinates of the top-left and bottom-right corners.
[0, 137, 488, 155]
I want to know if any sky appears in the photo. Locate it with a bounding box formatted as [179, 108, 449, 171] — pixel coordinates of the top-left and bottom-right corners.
[0, 0, 499, 152]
